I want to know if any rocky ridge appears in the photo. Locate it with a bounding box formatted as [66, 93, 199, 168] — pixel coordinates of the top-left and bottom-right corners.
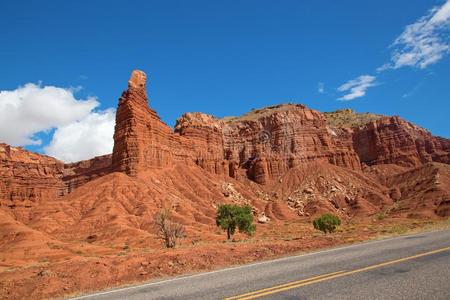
[1, 70, 450, 221]
[0, 143, 111, 218]
[112, 72, 362, 185]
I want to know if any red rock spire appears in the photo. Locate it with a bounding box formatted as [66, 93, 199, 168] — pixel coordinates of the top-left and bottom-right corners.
[128, 70, 147, 90]
[112, 70, 175, 176]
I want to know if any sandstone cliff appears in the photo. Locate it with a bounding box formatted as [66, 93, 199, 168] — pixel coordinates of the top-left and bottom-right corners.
[63, 154, 112, 193]
[1, 70, 450, 220]
[0, 143, 65, 209]
[352, 116, 450, 167]
[324, 109, 450, 168]
[0, 143, 112, 217]
[112, 71, 361, 184]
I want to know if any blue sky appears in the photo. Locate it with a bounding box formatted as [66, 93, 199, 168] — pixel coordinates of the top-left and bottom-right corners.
[1, 1, 449, 161]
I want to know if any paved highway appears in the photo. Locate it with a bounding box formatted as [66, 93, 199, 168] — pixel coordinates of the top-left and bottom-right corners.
[72, 228, 450, 300]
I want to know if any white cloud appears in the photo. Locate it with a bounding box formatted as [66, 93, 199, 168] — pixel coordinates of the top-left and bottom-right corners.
[0, 83, 115, 162]
[382, 0, 450, 70]
[44, 109, 115, 162]
[430, 0, 450, 23]
[337, 75, 377, 101]
[0, 83, 98, 145]
[337, 2, 448, 101]
[318, 82, 325, 93]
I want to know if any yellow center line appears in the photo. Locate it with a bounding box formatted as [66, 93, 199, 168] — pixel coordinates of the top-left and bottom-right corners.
[224, 271, 346, 300]
[226, 245, 450, 300]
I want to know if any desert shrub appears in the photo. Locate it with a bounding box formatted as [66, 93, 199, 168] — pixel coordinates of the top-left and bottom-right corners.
[375, 212, 386, 220]
[155, 208, 186, 248]
[388, 224, 408, 235]
[216, 204, 255, 240]
[313, 213, 341, 233]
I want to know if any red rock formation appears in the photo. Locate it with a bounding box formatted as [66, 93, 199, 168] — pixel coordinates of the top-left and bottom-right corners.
[352, 116, 450, 167]
[174, 112, 228, 176]
[0, 143, 112, 212]
[1, 69, 450, 221]
[112, 70, 181, 175]
[63, 154, 112, 193]
[221, 105, 361, 183]
[382, 162, 450, 218]
[112, 71, 361, 184]
[0, 143, 66, 209]
[175, 105, 362, 184]
[271, 162, 392, 218]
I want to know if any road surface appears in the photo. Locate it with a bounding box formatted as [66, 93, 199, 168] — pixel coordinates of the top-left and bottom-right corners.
[72, 228, 450, 300]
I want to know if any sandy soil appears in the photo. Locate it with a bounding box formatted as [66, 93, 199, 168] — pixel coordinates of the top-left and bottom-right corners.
[1, 216, 449, 300]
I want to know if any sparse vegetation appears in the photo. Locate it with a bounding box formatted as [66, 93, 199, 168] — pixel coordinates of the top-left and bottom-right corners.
[221, 104, 299, 123]
[375, 212, 386, 220]
[313, 214, 341, 233]
[216, 204, 256, 240]
[324, 109, 384, 129]
[388, 224, 408, 235]
[155, 208, 186, 248]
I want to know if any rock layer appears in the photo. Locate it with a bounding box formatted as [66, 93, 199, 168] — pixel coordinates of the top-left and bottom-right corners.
[0, 143, 65, 208]
[63, 154, 112, 193]
[352, 116, 450, 167]
[112, 70, 181, 175]
[112, 72, 361, 183]
[1, 70, 450, 220]
[0, 144, 112, 214]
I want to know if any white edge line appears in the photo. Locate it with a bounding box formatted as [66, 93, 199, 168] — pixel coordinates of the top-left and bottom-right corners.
[69, 228, 449, 299]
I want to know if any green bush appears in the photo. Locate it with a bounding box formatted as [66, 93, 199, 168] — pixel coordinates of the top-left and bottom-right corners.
[313, 213, 341, 233]
[375, 212, 386, 220]
[216, 204, 256, 240]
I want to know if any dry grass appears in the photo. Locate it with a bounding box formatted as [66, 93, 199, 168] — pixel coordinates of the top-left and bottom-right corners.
[222, 104, 301, 122]
[324, 109, 384, 129]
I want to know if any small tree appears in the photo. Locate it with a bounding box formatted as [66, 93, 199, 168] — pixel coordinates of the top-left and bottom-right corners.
[313, 213, 341, 233]
[216, 204, 255, 240]
[155, 208, 186, 248]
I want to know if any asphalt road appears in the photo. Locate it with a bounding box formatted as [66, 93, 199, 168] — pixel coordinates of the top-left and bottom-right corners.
[72, 228, 450, 300]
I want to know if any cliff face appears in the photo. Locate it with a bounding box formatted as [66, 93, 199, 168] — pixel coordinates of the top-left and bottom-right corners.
[176, 105, 361, 184]
[112, 71, 361, 184]
[352, 116, 450, 167]
[0, 143, 112, 211]
[104, 70, 450, 185]
[0, 143, 65, 208]
[324, 109, 450, 168]
[63, 154, 112, 193]
[112, 70, 181, 175]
